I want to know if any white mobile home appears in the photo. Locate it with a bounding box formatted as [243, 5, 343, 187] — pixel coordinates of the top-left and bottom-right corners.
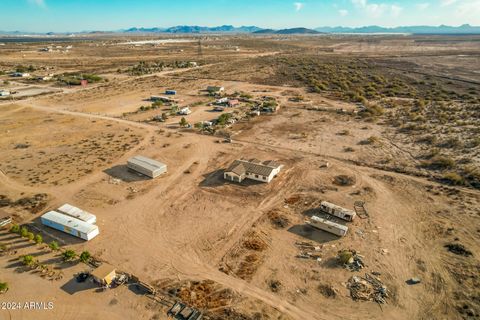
[307, 215, 348, 237]
[127, 155, 167, 179]
[41, 211, 99, 241]
[319, 201, 356, 221]
[57, 204, 97, 224]
[0, 90, 10, 97]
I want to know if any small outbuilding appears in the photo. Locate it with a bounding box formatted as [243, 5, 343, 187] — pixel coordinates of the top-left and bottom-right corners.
[207, 86, 225, 93]
[91, 263, 116, 286]
[127, 156, 167, 179]
[0, 90, 10, 97]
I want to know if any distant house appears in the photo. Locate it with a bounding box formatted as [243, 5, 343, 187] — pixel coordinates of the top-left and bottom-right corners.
[178, 107, 192, 115]
[11, 72, 30, 78]
[165, 90, 177, 95]
[227, 99, 239, 107]
[207, 86, 225, 94]
[80, 80, 88, 86]
[0, 90, 10, 97]
[214, 98, 229, 105]
[224, 159, 282, 183]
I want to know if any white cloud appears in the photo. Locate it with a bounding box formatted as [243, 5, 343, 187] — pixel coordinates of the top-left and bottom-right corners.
[339, 9, 349, 16]
[351, 0, 403, 18]
[391, 4, 403, 17]
[294, 2, 305, 11]
[416, 3, 430, 10]
[454, 0, 480, 23]
[28, 0, 46, 7]
[440, 0, 458, 6]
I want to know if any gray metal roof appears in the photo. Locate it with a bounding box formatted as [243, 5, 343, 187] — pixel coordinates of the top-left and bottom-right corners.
[41, 211, 99, 234]
[127, 156, 167, 172]
[57, 204, 96, 223]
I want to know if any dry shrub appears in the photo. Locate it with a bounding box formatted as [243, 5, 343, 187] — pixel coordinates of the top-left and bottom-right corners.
[318, 284, 338, 298]
[333, 175, 356, 186]
[267, 211, 289, 229]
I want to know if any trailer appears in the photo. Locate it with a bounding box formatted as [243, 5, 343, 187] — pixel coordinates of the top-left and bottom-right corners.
[307, 216, 348, 237]
[165, 90, 177, 95]
[319, 201, 356, 221]
[57, 204, 97, 224]
[41, 211, 99, 241]
[127, 156, 167, 179]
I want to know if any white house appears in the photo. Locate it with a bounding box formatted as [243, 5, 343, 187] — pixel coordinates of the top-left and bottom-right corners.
[11, 72, 30, 78]
[224, 159, 282, 183]
[0, 90, 10, 97]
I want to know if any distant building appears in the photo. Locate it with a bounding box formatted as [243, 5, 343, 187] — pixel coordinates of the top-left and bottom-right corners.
[127, 155, 167, 179]
[178, 107, 192, 115]
[224, 159, 282, 183]
[91, 263, 116, 286]
[0, 90, 10, 97]
[227, 99, 239, 107]
[207, 86, 225, 93]
[165, 90, 177, 95]
[319, 201, 356, 222]
[11, 72, 30, 78]
[80, 79, 88, 87]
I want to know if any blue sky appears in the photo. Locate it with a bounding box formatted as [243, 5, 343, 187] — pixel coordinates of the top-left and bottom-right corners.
[2, 0, 480, 32]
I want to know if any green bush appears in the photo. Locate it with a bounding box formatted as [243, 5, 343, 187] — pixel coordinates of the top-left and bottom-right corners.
[49, 241, 59, 251]
[9, 224, 20, 233]
[20, 227, 28, 238]
[0, 282, 8, 293]
[62, 250, 77, 262]
[79, 251, 91, 263]
[34, 234, 43, 244]
[442, 172, 465, 185]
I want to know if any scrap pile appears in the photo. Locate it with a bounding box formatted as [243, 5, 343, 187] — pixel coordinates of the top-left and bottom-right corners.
[338, 249, 365, 271]
[347, 273, 389, 304]
[295, 241, 322, 261]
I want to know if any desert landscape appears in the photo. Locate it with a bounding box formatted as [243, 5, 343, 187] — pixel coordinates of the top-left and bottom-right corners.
[0, 33, 479, 320]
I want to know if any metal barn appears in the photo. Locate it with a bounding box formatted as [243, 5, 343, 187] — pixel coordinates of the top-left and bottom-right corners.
[127, 156, 167, 179]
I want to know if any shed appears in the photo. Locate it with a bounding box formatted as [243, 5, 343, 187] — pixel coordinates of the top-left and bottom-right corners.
[57, 204, 97, 224]
[0, 90, 10, 97]
[207, 86, 225, 93]
[127, 156, 167, 179]
[41, 211, 99, 241]
[165, 90, 177, 95]
[91, 263, 116, 286]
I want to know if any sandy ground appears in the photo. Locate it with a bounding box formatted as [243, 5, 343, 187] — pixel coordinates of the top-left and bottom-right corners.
[0, 35, 479, 320]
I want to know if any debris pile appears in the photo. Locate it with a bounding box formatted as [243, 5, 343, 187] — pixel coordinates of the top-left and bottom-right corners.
[295, 241, 322, 261]
[267, 210, 289, 229]
[0, 193, 49, 214]
[347, 273, 389, 304]
[338, 249, 365, 271]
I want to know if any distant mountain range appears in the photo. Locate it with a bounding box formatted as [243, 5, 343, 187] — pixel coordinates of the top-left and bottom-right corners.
[1, 24, 480, 35]
[124, 25, 262, 34]
[254, 27, 321, 35]
[315, 24, 480, 34]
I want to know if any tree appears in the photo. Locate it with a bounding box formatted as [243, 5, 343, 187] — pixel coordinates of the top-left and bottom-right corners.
[179, 117, 189, 128]
[48, 241, 59, 251]
[21, 255, 35, 266]
[34, 234, 43, 244]
[9, 224, 20, 234]
[20, 227, 28, 238]
[161, 112, 169, 121]
[27, 232, 34, 241]
[0, 282, 8, 294]
[79, 251, 91, 263]
[62, 250, 77, 262]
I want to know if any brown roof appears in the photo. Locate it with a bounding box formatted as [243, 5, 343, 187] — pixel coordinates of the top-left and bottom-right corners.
[91, 263, 116, 280]
[226, 159, 281, 177]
